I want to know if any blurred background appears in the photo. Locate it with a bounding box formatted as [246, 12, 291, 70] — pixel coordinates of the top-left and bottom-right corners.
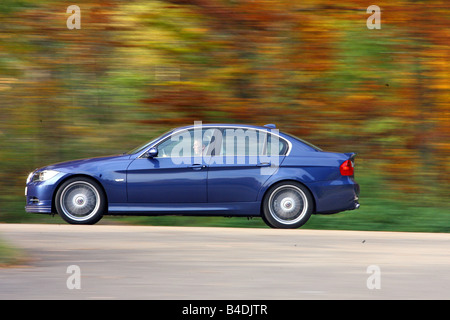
[0, 0, 448, 232]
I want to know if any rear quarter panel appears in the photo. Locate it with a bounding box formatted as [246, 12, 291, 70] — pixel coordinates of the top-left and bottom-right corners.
[257, 151, 357, 213]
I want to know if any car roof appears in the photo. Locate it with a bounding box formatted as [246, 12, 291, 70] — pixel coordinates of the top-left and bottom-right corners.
[173, 123, 277, 131]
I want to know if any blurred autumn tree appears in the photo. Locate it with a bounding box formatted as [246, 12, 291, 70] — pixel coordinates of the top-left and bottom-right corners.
[0, 0, 448, 225]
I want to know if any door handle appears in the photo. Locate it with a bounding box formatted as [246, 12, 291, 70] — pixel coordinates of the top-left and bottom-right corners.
[257, 162, 271, 167]
[189, 164, 206, 170]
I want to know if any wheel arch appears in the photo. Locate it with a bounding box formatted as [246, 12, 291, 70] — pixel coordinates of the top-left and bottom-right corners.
[51, 174, 108, 214]
[259, 179, 317, 216]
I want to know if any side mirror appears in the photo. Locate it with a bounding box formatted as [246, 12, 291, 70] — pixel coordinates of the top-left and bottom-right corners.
[146, 147, 158, 158]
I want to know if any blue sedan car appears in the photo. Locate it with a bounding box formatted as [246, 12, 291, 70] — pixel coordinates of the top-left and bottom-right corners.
[25, 123, 359, 228]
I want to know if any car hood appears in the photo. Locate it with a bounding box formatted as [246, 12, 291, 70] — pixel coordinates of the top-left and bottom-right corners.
[40, 154, 131, 173]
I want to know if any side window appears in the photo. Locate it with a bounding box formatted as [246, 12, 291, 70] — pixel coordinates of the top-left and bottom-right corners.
[220, 128, 288, 157]
[266, 133, 288, 156]
[155, 127, 288, 158]
[156, 134, 187, 157]
[156, 128, 215, 158]
[203, 128, 222, 156]
[222, 128, 259, 156]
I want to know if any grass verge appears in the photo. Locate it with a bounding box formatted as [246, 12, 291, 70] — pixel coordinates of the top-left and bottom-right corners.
[0, 237, 27, 267]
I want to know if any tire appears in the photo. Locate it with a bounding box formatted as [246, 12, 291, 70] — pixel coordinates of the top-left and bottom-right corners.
[55, 177, 106, 225]
[262, 181, 313, 229]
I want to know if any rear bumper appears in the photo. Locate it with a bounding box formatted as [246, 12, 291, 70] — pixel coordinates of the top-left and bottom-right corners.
[309, 177, 360, 214]
[353, 182, 360, 209]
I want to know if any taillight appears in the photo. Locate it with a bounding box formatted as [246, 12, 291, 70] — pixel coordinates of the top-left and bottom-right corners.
[340, 160, 354, 176]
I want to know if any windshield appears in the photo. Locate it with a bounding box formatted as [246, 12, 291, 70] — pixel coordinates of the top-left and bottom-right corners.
[125, 130, 173, 155]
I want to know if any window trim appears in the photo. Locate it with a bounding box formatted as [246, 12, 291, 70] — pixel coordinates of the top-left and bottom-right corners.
[138, 125, 292, 159]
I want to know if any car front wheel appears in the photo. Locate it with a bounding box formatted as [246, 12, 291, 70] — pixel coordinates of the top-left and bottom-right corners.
[55, 177, 106, 225]
[262, 182, 313, 229]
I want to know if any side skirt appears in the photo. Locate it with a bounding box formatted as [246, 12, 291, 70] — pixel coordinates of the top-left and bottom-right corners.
[107, 202, 261, 217]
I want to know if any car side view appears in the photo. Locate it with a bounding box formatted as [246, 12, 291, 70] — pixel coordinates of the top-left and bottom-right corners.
[25, 123, 360, 228]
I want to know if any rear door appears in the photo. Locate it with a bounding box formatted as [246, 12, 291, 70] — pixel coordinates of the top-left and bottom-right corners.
[206, 127, 288, 203]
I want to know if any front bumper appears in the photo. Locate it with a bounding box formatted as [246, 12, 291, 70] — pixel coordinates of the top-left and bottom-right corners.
[25, 202, 52, 214]
[25, 172, 68, 214]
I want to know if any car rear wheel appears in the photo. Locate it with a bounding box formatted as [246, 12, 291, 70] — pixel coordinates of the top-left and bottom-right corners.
[55, 177, 106, 225]
[262, 182, 313, 229]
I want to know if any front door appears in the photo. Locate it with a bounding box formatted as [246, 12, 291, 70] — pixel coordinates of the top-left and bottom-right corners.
[126, 128, 212, 203]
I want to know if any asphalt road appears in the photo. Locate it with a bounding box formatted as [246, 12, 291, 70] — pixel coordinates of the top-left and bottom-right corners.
[0, 223, 449, 300]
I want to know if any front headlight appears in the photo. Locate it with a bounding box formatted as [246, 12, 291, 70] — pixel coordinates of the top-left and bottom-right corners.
[28, 170, 60, 183]
[38, 170, 60, 181]
[26, 172, 35, 184]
